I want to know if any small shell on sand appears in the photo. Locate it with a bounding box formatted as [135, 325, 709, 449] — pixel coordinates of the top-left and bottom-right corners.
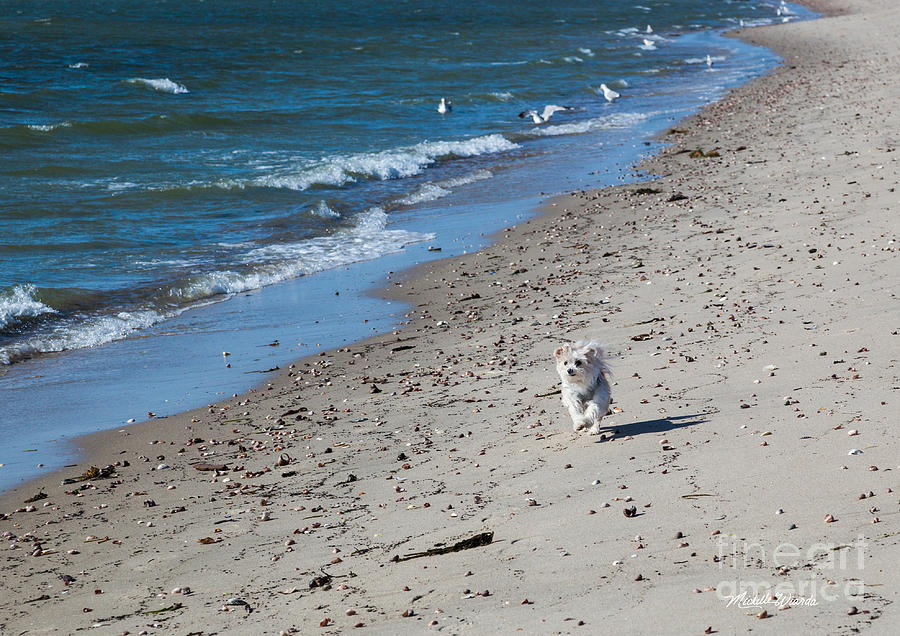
[824, 514, 835, 523]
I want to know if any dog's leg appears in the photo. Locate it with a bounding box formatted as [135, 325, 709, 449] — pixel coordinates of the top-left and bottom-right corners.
[562, 391, 587, 431]
[585, 383, 612, 435]
[570, 407, 588, 432]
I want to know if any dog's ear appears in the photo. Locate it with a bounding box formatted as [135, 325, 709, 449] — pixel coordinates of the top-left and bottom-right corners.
[554, 346, 564, 359]
[585, 343, 604, 360]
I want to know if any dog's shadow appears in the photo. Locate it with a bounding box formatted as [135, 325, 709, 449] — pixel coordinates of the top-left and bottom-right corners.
[595, 412, 710, 441]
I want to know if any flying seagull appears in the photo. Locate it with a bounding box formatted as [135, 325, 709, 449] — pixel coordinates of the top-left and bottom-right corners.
[518, 104, 573, 124]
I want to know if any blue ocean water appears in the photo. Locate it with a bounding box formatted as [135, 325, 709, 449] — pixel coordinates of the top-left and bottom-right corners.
[0, 0, 814, 490]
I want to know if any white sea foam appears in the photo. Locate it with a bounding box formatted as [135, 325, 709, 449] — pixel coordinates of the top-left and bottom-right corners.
[68, 62, 89, 69]
[169, 207, 432, 303]
[127, 77, 189, 94]
[397, 183, 451, 206]
[1, 209, 432, 364]
[563, 56, 584, 63]
[256, 134, 516, 192]
[534, 112, 648, 137]
[441, 169, 493, 188]
[311, 200, 341, 219]
[686, 55, 725, 65]
[490, 91, 515, 101]
[0, 309, 168, 365]
[0, 284, 57, 329]
[397, 169, 493, 206]
[27, 121, 71, 132]
[578, 47, 596, 57]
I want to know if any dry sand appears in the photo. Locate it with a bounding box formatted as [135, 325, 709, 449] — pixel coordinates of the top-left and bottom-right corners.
[2, 0, 898, 634]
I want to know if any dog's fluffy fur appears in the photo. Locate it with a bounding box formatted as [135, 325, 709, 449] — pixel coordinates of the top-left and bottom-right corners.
[554, 341, 612, 434]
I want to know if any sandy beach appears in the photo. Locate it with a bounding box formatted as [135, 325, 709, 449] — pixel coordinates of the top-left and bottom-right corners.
[2, 0, 898, 633]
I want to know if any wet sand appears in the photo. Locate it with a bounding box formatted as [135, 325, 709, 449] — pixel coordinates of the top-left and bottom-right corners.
[2, 0, 898, 633]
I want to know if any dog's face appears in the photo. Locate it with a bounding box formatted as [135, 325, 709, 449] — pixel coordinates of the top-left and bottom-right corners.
[554, 343, 598, 389]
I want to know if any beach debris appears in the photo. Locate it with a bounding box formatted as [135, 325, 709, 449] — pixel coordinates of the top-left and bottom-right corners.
[689, 147, 721, 158]
[275, 453, 292, 467]
[848, 449, 863, 455]
[223, 597, 252, 613]
[198, 536, 222, 544]
[67, 465, 117, 482]
[666, 192, 688, 202]
[309, 574, 333, 589]
[193, 463, 228, 471]
[24, 594, 51, 604]
[390, 531, 494, 563]
[143, 603, 183, 615]
[23, 491, 47, 504]
[847, 606, 859, 616]
[623, 506, 637, 518]
[824, 514, 835, 523]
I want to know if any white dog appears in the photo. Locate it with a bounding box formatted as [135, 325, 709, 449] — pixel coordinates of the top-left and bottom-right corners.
[554, 341, 612, 435]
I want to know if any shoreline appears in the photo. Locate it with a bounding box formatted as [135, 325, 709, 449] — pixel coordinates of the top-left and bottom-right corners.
[0, 13, 791, 494]
[4, 1, 899, 633]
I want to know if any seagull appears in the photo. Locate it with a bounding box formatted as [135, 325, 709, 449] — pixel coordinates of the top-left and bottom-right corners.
[437, 97, 452, 114]
[518, 104, 572, 124]
[739, 18, 745, 28]
[640, 38, 657, 50]
[646, 24, 653, 33]
[706, 54, 713, 68]
[599, 83, 620, 103]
